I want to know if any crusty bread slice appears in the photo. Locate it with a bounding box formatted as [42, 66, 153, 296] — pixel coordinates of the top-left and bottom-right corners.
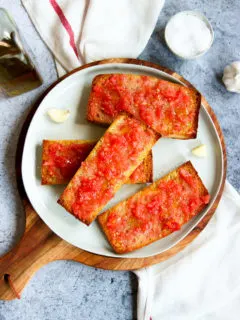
[41, 139, 96, 185]
[41, 140, 153, 185]
[58, 114, 160, 225]
[98, 161, 210, 254]
[87, 74, 201, 139]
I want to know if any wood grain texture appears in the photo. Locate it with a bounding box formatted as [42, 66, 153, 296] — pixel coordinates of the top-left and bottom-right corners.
[0, 58, 227, 300]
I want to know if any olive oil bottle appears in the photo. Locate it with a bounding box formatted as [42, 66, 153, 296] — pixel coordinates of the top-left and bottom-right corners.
[0, 8, 42, 97]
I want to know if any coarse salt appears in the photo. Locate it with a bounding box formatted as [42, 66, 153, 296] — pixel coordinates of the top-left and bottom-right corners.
[165, 12, 213, 58]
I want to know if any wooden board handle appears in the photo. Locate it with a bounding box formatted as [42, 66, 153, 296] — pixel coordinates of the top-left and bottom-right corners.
[0, 201, 60, 300]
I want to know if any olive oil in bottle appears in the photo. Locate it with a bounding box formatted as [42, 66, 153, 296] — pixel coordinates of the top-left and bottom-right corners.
[0, 8, 42, 97]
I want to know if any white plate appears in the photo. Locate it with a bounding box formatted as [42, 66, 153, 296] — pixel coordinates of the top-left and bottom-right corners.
[22, 62, 224, 258]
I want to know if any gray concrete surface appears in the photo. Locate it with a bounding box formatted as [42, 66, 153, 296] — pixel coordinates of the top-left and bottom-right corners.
[0, 0, 239, 319]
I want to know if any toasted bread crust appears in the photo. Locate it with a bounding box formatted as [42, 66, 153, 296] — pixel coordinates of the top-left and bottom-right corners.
[87, 74, 201, 139]
[41, 140, 153, 185]
[140, 152, 153, 183]
[58, 114, 160, 225]
[98, 161, 210, 254]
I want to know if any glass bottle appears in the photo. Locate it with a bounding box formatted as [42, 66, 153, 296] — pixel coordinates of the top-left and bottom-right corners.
[0, 8, 42, 97]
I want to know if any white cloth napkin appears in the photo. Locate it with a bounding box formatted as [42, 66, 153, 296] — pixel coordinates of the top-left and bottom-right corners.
[135, 181, 240, 320]
[22, 0, 165, 75]
[21, 2, 240, 320]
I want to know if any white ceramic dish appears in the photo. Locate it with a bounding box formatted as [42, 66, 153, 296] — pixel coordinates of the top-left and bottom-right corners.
[21, 62, 224, 258]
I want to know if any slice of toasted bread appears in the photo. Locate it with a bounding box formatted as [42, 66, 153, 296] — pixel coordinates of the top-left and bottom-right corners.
[98, 161, 210, 254]
[87, 74, 201, 139]
[58, 114, 160, 225]
[41, 140, 96, 185]
[41, 140, 153, 185]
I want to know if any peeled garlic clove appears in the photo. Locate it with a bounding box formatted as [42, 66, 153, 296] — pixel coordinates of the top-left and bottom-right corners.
[47, 108, 70, 123]
[222, 61, 240, 93]
[192, 144, 207, 157]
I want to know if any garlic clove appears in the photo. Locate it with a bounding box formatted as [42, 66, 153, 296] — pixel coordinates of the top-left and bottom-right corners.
[192, 144, 207, 157]
[222, 61, 240, 93]
[47, 108, 70, 123]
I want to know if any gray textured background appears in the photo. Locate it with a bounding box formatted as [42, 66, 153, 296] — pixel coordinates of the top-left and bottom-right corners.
[0, 0, 239, 319]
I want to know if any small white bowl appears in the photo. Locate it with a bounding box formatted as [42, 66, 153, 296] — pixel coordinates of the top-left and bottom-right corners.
[165, 11, 214, 59]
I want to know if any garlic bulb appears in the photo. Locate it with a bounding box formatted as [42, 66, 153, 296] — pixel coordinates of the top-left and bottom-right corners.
[222, 61, 240, 93]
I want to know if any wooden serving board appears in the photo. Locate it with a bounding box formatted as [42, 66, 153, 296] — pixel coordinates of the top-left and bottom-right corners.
[0, 59, 227, 300]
